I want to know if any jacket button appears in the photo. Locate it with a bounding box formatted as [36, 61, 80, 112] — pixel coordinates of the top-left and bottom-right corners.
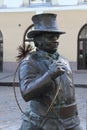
[61, 100, 65, 104]
[67, 71, 70, 75]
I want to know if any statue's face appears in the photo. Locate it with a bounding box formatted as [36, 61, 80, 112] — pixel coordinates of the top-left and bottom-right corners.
[34, 33, 59, 53]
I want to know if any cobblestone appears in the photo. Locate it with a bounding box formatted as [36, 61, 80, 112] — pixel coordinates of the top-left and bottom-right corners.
[0, 86, 87, 130]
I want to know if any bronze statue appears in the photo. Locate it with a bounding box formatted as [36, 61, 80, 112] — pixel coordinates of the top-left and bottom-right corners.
[18, 13, 82, 130]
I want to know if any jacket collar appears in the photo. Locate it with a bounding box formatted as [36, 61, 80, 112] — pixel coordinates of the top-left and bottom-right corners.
[36, 48, 59, 60]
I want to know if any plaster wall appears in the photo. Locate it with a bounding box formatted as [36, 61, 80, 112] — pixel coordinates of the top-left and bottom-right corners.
[0, 10, 87, 71]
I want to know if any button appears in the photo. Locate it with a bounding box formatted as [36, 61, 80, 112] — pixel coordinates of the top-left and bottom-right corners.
[67, 71, 70, 75]
[61, 100, 65, 105]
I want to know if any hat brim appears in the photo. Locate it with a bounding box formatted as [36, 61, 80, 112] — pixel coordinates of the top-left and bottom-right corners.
[27, 30, 65, 38]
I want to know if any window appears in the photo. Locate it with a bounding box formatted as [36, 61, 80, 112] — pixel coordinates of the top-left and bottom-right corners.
[0, 31, 3, 72]
[78, 0, 87, 4]
[30, 0, 46, 4]
[29, 0, 51, 6]
[78, 24, 87, 69]
[2, 0, 51, 8]
[79, 25, 87, 39]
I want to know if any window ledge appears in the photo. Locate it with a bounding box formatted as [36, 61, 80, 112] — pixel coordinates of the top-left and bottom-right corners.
[0, 4, 87, 13]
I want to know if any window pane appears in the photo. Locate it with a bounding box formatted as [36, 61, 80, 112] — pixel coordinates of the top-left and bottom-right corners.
[79, 25, 87, 39]
[79, 41, 83, 50]
[30, 0, 46, 4]
[80, 28, 86, 38]
[85, 25, 87, 38]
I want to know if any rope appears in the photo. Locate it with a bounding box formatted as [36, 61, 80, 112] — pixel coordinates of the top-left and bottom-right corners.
[13, 24, 34, 114]
[13, 62, 26, 114]
[46, 82, 61, 115]
[39, 77, 61, 128]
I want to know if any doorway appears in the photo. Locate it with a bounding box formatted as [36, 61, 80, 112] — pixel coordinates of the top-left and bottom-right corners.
[0, 31, 3, 72]
[78, 24, 87, 69]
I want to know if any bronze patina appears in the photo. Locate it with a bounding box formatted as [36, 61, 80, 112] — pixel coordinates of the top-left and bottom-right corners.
[18, 13, 82, 130]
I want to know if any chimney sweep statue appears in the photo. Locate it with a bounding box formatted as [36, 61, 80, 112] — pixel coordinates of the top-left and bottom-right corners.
[17, 13, 82, 130]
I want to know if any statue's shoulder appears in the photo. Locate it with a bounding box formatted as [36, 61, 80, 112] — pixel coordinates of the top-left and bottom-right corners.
[19, 51, 38, 68]
[22, 51, 37, 61]
[20, 51, 40, 67]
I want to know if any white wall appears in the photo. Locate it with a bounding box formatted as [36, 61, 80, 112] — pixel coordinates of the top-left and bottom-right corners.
[58, 0, 78, 5]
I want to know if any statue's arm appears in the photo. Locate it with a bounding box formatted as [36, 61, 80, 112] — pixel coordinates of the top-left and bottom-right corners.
[19, 60, 52, 102]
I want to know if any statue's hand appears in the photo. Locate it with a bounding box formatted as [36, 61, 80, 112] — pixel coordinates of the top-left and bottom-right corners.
[48, 61, 65, 79]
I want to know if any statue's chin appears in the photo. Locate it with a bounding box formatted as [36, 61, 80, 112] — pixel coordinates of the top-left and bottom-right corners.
[45, 49, 57, 54]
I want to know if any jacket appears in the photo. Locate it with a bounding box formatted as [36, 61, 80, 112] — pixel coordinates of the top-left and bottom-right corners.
[19, 49, 80, 129]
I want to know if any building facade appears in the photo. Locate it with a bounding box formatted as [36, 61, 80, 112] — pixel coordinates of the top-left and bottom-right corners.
[0, 0, 87, 72]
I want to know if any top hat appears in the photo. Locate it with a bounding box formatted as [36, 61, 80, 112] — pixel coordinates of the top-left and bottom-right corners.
[27, 13, 65, 38]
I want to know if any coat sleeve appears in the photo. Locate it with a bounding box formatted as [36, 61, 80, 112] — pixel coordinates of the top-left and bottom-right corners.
[19, 58, 53, 102]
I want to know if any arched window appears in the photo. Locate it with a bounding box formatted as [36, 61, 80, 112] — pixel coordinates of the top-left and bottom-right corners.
[23, 24, 36, 54]
[23, 24, 34, 46]
[0, 31, 3, 72]
[77, 24, 87, 69]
